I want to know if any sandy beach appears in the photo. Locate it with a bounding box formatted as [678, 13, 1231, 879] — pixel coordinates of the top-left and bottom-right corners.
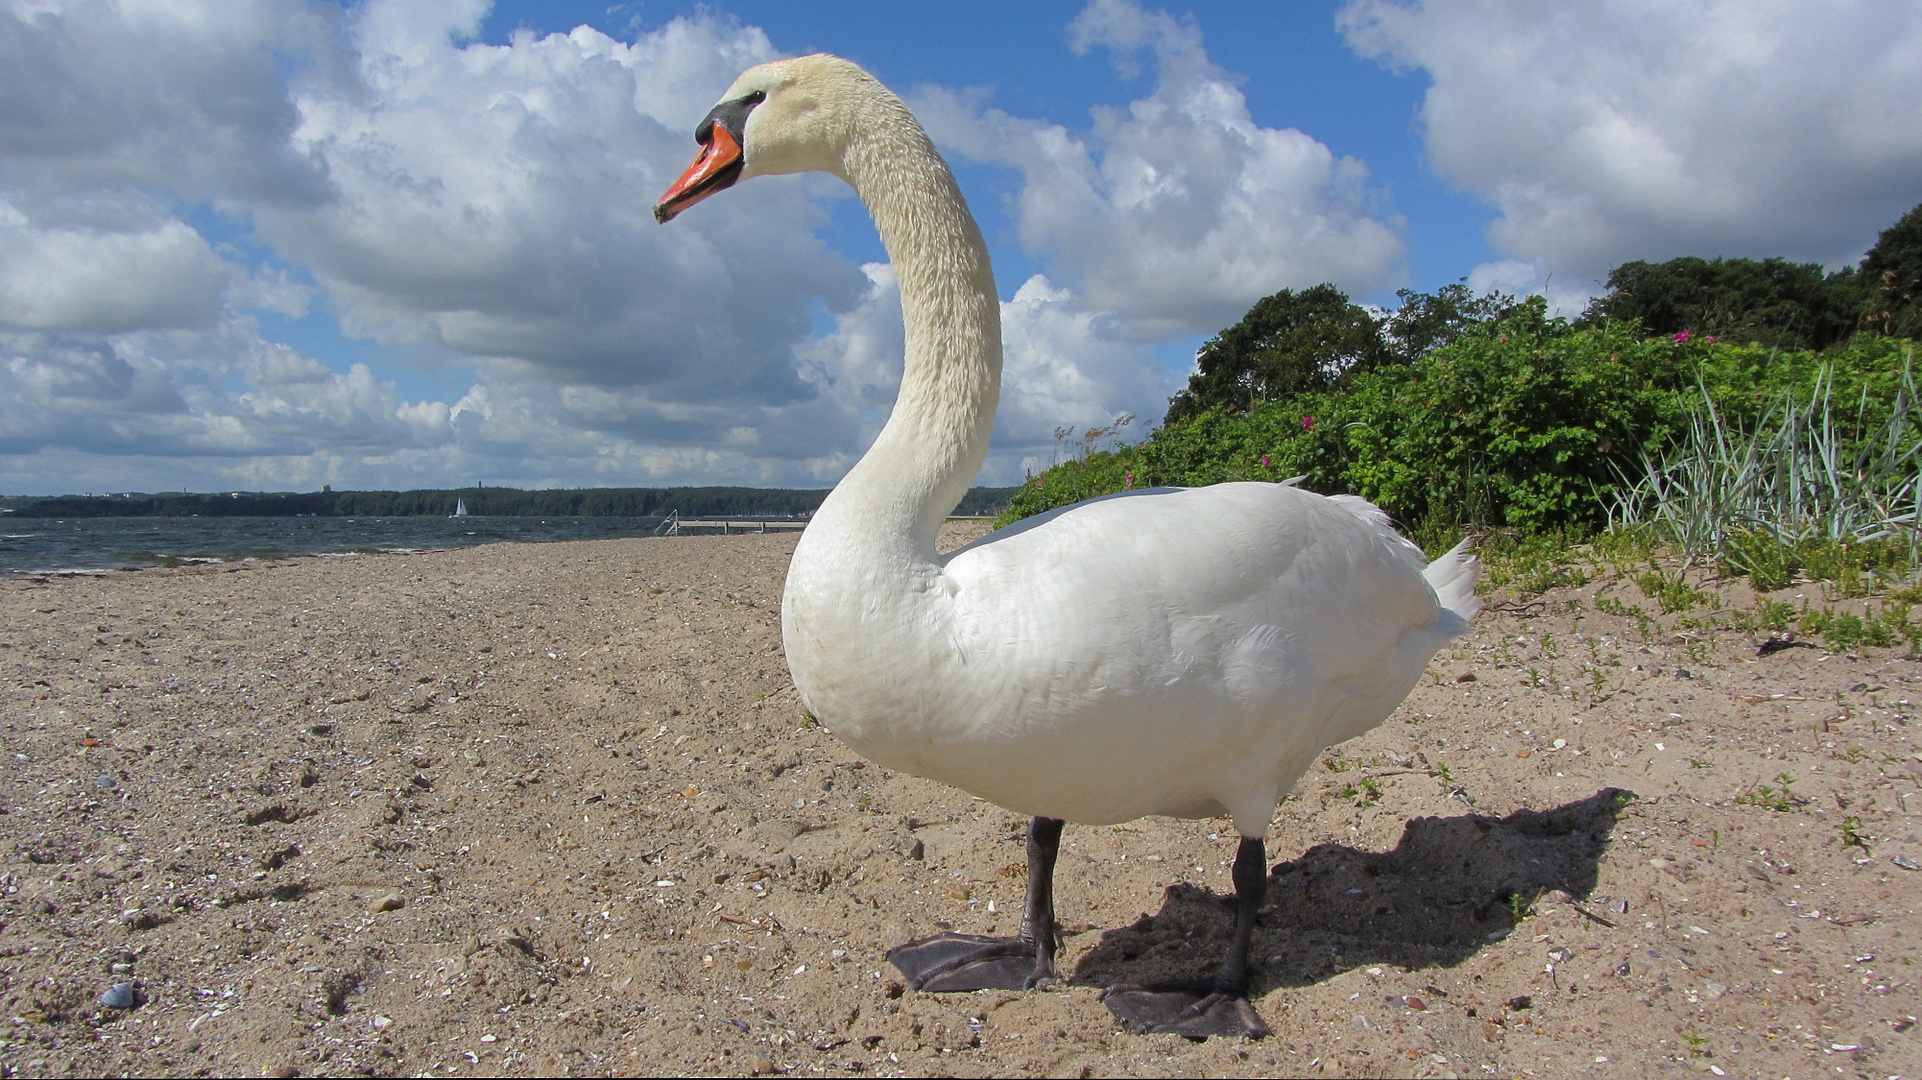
[0, 525, 1917, 1078]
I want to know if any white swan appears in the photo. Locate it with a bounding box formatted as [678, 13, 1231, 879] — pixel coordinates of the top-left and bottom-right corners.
[655, 54, 1479, 1039]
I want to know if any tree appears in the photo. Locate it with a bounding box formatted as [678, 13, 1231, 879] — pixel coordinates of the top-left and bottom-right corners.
[1165, 284, 1387, 423]
[1581, 255, 1861, 350]
[1383, 281, 1521, 362]
[1861, 202, 1922, 339]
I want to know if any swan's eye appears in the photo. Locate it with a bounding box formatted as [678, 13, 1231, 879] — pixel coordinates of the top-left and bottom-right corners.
[744, 90, 766, 105]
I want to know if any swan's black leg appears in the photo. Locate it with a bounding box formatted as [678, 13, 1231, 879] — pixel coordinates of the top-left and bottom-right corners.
[1214, 835, 1265, 996]
[1018, 815, 1064, 980]
[886, 816, 1064, 992]
[1101, 835, 1272, 1039]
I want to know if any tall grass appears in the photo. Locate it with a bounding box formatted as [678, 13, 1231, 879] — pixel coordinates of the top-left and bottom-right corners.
[1608, 353, 1922, 591]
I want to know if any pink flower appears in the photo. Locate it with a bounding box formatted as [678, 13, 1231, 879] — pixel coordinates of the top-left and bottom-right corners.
[1301, 415, 1316, 432]
[1124, 472, 1134, 490]
[1673, 330, 1691, 343]
[1497, 336, 1508, 343]
[1260, 456, 1271, 467]
[1705, 335, 1717, 343]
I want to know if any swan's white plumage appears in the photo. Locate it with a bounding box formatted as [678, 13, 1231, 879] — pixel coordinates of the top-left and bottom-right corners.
[697, 55, 1478, 841]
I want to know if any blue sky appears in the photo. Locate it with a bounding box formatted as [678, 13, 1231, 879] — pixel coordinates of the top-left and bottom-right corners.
[1, 0, 1917, 496]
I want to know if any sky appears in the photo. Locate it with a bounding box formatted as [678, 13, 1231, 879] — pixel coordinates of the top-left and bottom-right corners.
[1, 0, 1918, 496]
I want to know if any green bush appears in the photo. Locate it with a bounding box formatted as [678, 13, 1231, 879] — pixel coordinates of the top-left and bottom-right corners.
[1004, 312, 1921, 540]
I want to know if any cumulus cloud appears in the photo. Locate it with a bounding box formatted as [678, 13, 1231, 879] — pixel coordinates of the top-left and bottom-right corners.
[1340, 0, 1922, 294]
[0, 207, 226, 331]
[992, 274, 1170, 476]
[918, 0, 1404, 339]
[0, 1, 892, 490]
[787, 265, 1177, 483]
[0, 324, 448, 460]
[0, 0, 334, 204]
[265, 1, 863, 399]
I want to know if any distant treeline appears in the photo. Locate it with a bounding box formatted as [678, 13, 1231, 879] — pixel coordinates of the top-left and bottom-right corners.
[3, 485, 1022, 520]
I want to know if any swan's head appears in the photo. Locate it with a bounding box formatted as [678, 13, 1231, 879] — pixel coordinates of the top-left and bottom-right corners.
[654, 54, 869, 224]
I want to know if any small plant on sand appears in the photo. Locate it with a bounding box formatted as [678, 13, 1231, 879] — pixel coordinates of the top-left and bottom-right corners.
[1338, 777, 1382, 807]
[1586, 665, 1611, 704]
[1431, 761, 1453, 785]
[1593, 594, 1643, 618]
[1637, 568, 1710, 613]
[1478, 529, 1592, 596]
[1754, 598, 1796, 631]
[1796, 606, 1906, 651]
[1838, 815, 1870, 850]
[1735, 773, 1805, 812]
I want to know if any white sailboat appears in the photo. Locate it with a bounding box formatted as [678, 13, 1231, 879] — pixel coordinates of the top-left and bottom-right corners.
[451, 498, 468, 518]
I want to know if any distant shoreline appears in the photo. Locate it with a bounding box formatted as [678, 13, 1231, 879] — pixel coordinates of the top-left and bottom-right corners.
[0, 484, 1021, 520]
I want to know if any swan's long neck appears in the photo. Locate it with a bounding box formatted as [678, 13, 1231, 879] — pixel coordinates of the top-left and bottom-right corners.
[818, 93, 1000, 558]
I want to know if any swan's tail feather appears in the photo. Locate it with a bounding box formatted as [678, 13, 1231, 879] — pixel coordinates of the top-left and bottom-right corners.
[1423, 537, 1480, 635]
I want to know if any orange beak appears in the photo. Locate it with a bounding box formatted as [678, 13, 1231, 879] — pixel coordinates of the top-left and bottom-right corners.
[654, 124, 744, 224]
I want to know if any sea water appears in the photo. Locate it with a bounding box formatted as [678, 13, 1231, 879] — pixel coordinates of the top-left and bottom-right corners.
[0, 516, 677, 576]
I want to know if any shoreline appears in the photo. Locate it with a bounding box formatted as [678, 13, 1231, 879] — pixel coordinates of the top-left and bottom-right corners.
[0, 515, 1006, 579]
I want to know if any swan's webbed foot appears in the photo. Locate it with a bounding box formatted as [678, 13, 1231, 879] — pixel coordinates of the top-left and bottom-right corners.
[887, 816, 1065, 994]
[1104, 834, 1272, 1040]
[1100, 983, 1271, 1039]
[886, 933, 1055, 992]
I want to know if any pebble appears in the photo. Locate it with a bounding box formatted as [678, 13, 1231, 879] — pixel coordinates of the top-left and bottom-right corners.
[368, 891, 404, 912]
[1350, 1014, 1374, 1032]
[98, 982, 136, 1009]
[746, 1053, 776, 1075]
[94, 775, 117, 789]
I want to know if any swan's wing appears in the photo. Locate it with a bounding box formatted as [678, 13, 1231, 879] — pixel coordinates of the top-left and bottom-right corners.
[940, 483, 1441, 711]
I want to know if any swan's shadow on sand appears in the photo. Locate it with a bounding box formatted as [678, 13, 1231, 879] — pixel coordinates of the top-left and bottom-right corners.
[1070, 788, 1633, 994]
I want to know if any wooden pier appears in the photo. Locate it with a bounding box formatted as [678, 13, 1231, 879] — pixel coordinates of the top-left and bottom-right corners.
[655, 512, 995, 537]
[655, 514, 806, 536]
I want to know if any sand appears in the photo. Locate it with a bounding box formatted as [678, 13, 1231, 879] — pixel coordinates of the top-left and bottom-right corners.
[0, 523, 1917, 1078]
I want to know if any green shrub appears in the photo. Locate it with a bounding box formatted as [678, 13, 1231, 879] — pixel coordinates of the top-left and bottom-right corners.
[1007, 325, 1922, 551]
